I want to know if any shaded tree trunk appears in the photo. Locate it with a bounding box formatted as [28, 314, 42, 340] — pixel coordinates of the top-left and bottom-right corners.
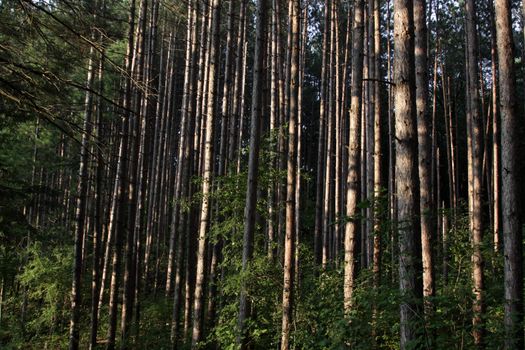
[237, 0, 267, 347]
[465, 0, 484, 345]
[494, 0, 523, 347]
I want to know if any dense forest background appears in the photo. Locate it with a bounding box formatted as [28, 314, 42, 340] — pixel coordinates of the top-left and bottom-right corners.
[0, 0, 524, 349]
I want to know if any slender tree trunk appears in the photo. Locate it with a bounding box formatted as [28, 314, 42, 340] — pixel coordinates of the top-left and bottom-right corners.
[430, 41, 439, 227]
[489, 4, 501, 253]
[414, 0, 434, 307]
[89, 45, 105, 350]
[322, 0, 333, 268]
[295, 2, 307, 287]
[314, 0, 330, 265]
[372, 0, 382, 287]
[344, 0, 364, 313]
[121, 1, 150, 345]
[237, 1, 267, 346]
[69, 14, 97, 349]
[106, 1, 136, 348]
[166, 0, 195, 298]
[465, 0, 484, 345]
[333, 0, 342, 265]
[494, 0, 523, 347]
[267, 0, 279, 260]
[386, 0, 397, 284]
[281, 1, 299, 348]
[191, 0, 221, 345]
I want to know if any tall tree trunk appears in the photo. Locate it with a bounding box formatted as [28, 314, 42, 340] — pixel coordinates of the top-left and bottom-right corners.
[121, 0, 150, 344]
[333, 0, 342, 265]
[494, 0, 523, 347]
[344, 0, 364, 313]
[465, 0, 484, 345]
[393, 0, 423, 347]
[386, 0, 397, 284]
[414, 0, 434, 307]
[372, 0, 382, 287]
[268, 0, 279, 260]
[489, 4, 501, 253]
[106, 1, 136, 348]
[171, 2, 198, 346]
[237, 0, 267, 346]
[69, 11, 97, 349]
[280, 0, 298, 348]
[191, 0, 221, 345]
[314, 0, 330, 265]
[322, 0, 333, 268]
[89, 44, 105, 350]
[166, 0, 195, 298]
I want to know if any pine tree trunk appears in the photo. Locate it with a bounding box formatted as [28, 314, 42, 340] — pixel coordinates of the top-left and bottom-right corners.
[280, 1, 298, 348]
[237, 1, 267, 346]
[489, 4, 501, 253]
[322, 0, 333, 268]
[69, 14, 97, 349]
[465, 0, 484, 344]
[372, 0, 382, 298]
[106, 1, 136, 348]
[344, 0, 364, 312]
[494, 0, 523, 347]
[333, 0, 342, 265]
[314, 0, 330, 265]
[191, 0, 221, 345]
[393, 0, 423, 347]
[414, 0, 434, 307]
[89, 46, 105, 350]
[166, 0, 195, 298]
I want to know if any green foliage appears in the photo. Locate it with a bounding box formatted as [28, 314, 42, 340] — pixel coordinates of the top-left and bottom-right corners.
[1, 241, 72, 349]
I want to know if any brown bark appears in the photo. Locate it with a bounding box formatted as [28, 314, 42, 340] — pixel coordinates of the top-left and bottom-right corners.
[465, 0, 484, 344]
[237, 0, 267, 346]
[343, 0, 364, 312]
[414, 0, 434, 305]
[314, 0, 330, 265]
[371, 0, 382, 292]
[69, 24, 96, 350]
[280, 0, 299, 348]
[105, 1, 136, 349]
[494, 0, 523, 347]
[322, 0, 333, 268]
[393, 0, 423, 347]
[489, 4, 501, 253]
[191, 0, 221, 345]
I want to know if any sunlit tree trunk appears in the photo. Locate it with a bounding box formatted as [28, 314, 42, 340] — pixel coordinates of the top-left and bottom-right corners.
[69, 13, 97, 350]
[343, 0, 364, 312]
[393, 0, 423, 347]
[322, 0, 333, 268]
[372, 0, 382, 287]
[191, 0, 221, 345]
[280, 0, 298, 348]
[314, 0, 329, 265]
[414, 0, 434, 309]
[489, 4, 501, 253]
